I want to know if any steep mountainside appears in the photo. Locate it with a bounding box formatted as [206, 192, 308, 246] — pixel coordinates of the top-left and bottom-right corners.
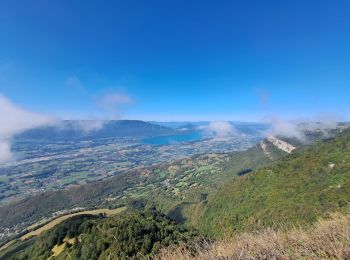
[199, 129, 350, 236]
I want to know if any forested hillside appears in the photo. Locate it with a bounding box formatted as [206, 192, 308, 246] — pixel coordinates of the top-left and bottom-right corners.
[6, 210, 197, 260]
[199, 129, 350, 236]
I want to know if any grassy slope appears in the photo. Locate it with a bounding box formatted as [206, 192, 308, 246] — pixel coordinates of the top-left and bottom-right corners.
[158, 211, 350, 260]
[199, 129, 350, 236]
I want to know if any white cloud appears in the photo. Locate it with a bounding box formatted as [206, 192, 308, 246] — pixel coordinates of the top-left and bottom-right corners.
[97, 92, 132, 109]
[0, 94, 55, 163]
[0, 141, 13, 164]
[96, 91, 133, 117]
[262, 116, 305, 140]
[262, 113, 344, 141]
[314, 113, 344, 129]
[71, 120, 105, 132]
[200, 121, 240, 138]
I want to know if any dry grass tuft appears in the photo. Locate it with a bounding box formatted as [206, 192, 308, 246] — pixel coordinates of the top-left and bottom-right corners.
[156, 212, 350, 259]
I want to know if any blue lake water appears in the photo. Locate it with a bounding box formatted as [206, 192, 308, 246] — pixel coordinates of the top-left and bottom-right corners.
[142, 132, 203, 145]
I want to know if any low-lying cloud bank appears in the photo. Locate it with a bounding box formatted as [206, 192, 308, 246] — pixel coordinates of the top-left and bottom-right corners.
[0, 95, 55, 163]
[41, 119, 106, 136]
[200, 121, 240, 138]
[263, 113, 345, 142]
[68, 120, 106, 133]
[0, 90, 134, 164]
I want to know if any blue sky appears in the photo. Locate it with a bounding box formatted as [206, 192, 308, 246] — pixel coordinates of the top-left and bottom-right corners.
[0, 0, 349, 121]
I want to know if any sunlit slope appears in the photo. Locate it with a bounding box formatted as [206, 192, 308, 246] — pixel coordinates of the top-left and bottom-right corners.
[199, 129, 350, 236]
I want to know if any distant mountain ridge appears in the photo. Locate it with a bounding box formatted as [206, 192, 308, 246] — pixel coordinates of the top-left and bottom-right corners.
[14, 120, 175, 141]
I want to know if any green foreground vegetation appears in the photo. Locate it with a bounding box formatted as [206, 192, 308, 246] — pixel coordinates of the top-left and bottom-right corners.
[5, 209, 197, 260]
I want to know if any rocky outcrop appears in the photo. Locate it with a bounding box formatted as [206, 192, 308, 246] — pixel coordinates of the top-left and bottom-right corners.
[267, 136, 296, 154]
[260, 141, 273, 159]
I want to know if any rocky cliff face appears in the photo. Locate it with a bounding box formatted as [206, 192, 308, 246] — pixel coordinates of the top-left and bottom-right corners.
[267, 136, 296, 153]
